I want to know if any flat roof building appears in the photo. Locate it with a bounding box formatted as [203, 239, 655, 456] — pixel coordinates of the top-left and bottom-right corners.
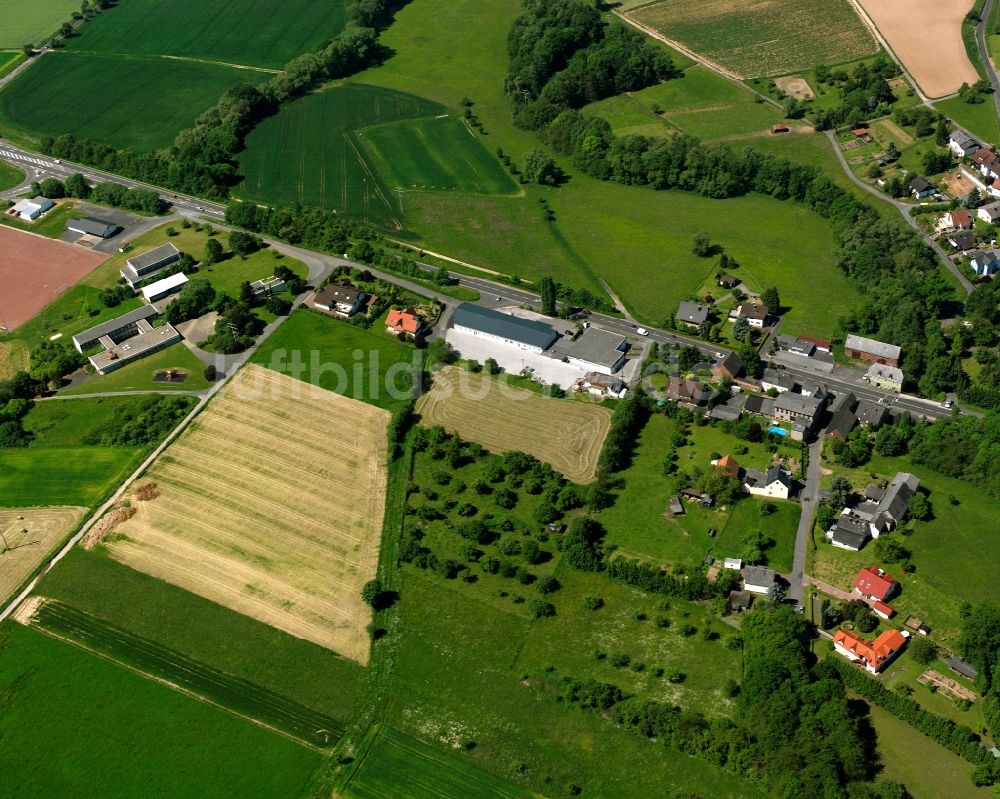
[552, 326, 629, 374]
[121, 242, 181, 288]
[141, 272, 188, 303]
[452, 303, 558, 353]
[72, 304, 159, 353]
[89, 323, 182, 374]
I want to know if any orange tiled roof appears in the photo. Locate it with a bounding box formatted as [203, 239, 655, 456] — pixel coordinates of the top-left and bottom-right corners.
[386, 309, 420, 335]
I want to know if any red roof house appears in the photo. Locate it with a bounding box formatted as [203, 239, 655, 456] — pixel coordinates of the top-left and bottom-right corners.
[853, 566, 898, 602]
[871, 600, 895, 620]
[385, 308, 421, 337]
[716, 454, 741, 478]
[834, 628, 908, 673]
[945, 209, 972, 229]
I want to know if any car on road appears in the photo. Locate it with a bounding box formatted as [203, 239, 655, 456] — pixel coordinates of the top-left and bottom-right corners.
[714, 351, 724, 359]
[496, 295, 502, 301]
[636, 327, 648, 336]
[196, 206, 204, 211]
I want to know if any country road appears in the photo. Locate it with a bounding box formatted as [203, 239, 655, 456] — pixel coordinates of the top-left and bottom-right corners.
[976, 0, 1000, 126]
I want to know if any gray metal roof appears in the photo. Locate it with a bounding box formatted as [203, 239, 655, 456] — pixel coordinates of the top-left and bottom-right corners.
[67, 217, 117, 237]
[742, 565, 776, 586]
[878, 472, 919, 522]
[126, 242, 180, 271]
[844, 334, 901, 361]
[558, 326, 628, 369]
[677, 301, 708, 325]
[452, 303, 557, 350]
[775, 391, 823, 416]
[72, 304, 158, 346]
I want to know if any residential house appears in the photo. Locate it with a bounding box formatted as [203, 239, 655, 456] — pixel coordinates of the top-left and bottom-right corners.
[730, 297, 770, 328]
[742, 565, 778, 595]
[581, 372, 626, 398]
[970, 147, 1000, 174]
[744, 465, 791, 499]
[314, 283, 367, 317]
[947, 230, 975, 251]
[949, 130, 980, 158]
[717, 274, 740, 289]
[773, 391, 823, 428]
[716, 454, 741, 478]
[709, 395, 745, 421]
[826, 394, 858, 441]
[970, 249, 1000, 276]
[908, 176, 936, 199]
[385, 308, 422, 338]
[844, 334, 902, 367]
[663, 376, 713, 406]
[875, 472, 920, 526]
[827, 513, 871, 551]
[978, 201, 1000, 224]
[677, 301, 709, 328]
[833, 628, 909, 673]
[855, 399, 888, 428]
[828, 472, 920, 550]
[991, 178, 1000, 199]
[712, 351, 743, 380]
[761, 368, 796, 394]
[942, 209, 973, 230]
[866, 363, 904, 392]
[728, 590, 753, 612]
[853, 566, 899, 602]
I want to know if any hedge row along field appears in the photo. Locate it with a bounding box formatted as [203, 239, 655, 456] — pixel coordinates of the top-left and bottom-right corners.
[61, 0, 348, 69]
[238, 83, 516, 227]
[628, 0, 879, 78]
[0, 53, 268, 151]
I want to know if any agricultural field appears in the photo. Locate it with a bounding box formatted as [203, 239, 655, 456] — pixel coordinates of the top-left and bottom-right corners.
[416, 366, 611, 483]
[103, 365, 389, 661]
[345, 728, 537, 799]
[0, 623, 321, 799]
[62, 0, 347, 69]
[0, 52, 268, 151]
[0, 1, 79, 48]
[0, 224, 107, 332]
[855, 0, 980, 98]
[0, 507, 85, 603]
[252, 308, 418, 412]
[238, 83, 515, 227]
[627, 0, 878, 79]
[358, 115, 518, 195]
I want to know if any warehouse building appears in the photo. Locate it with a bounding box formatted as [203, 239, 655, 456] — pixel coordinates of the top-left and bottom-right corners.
[452, 303, 558, 353]
[120, 242, 181, 288]
[68, 217, 118, 239]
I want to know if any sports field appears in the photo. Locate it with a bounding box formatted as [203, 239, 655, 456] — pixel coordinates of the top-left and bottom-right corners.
[415, 366, 611, 483]
[628, 0, 878, 79]
[0, 623, 321, 799]
[105, 365, 389, 662]
[855, 0, 979, 98]
[62, 0, 347, 69]
[0, 224, 107, 331]
[0, 52, 268, 151]
[0, 507, 85, 603]
[0, 1, 79, 48]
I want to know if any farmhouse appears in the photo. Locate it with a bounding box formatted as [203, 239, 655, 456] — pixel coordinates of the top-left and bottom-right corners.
[826, 472, 920, 550]
[8, 196, 54, 221]
[558, 326, 629, 375]
[67, 217, 118, 238]
[844, 334, 901, 367]
[828, 513, 871, 551]
[729, 298, 769, 327]
[385, 308, 422, 338]
[742, 565, 778, 595]
[74, 305, 181, 374]
[949, 130, 980, 158]
[712, 351, 743, 380]
[141, 272, 188, 303]
[314, 283, 366, 317]
[978, 201, 1000, 224]
[773, 391, 823, 429]
[908, 176, 936, 199]
[677, 301, 708, 328]
[717, 274, 740, 289]
[833, 628, 908, 673]
[121, 242, 181, 288]
[743, 465, 791, 499]
[866, 363, 904, 392]
[854, 566, 898, 602]
[452, 303, 558, 353]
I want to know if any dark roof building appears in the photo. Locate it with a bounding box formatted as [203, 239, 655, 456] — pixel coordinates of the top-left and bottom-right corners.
[855, 399, 888, 428]
[829, 514, 870, 551]
[71, 304, 159, 353]
[878, 472, 920, 524]
[712, 351, 743, 380]
[677, 301, 709, 326]
[452, 303, 558, 352]
[68, 217, 118, 238]
[946, 657, 979, 680]
[844, 334, 902, 367]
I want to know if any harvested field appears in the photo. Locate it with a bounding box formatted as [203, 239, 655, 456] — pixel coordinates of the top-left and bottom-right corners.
[0, 225, 106, 331]
[628, 0, 878, 79]
[0, 506, 86, 602]
[415, 366, 611, 483]
[104, 365, 390, 663]
[854, 0, 979, 97]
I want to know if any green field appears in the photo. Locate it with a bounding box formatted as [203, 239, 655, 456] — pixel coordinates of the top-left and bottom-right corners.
[21, 395, 174, 445]
[0, 623, 321, 798]
[346, 728, 537, 799]
[61, 343, 212, 395]
[358, 115, 518, 194]
[0, 157, 24, 191]
[63, 0, 347, 69]
[251, 308, 417, 411]
[38, 549, 366, 721]
[0, 52, 267, 151]
[936, 96, 1000, 148]
[629, 0, 878, 79]
[714, 498, 799, 573]
[238, 83, 514, 227]
[0, 447, 143, 506]
[0, 1, 79, 47]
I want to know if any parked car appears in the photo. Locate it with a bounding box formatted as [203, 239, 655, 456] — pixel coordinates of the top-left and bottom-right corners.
[636, 327, 648, 336]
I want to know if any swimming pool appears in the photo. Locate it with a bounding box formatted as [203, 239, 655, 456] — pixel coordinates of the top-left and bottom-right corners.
[768, 426, 787, 437]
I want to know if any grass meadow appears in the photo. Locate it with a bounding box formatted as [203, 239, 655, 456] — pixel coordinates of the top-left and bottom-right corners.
[252, 308, 417, 412]
[38, 549, 367, 722]
[935, 96, 1000, 150]
[0, 1, 80, 47]
[63, 0, 347, 69]
[0, 154, 23, 190]
[629, 0, 878, 78]
[0, 623, 321, 799]
[0, 52, 267, 151]
[345, 727, 537, 799]
[0, 447, 143, 507]
[61, 343, 212, 394]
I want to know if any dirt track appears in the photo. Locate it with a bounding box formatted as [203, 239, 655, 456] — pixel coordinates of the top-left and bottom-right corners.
[854, 0, 980, 98]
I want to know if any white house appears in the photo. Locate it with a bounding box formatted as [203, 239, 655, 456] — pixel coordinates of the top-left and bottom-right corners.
[9, 196, 54, 221]
[314, 283, 366, 317]
[909, 177, 936, 199]
[121, 242, 181, 288]
[866, 363, 904, 393]
[742, 565, 778, 595]
[949, 130, 980, 158]
[743, 466, 791, 499]
[978, 201, 1000, 225]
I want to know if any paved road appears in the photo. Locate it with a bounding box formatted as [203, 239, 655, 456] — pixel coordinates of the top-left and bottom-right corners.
[824, 131, 975, 295]
[976, 0, 1000, 125]
[788, 437, 822, 604]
